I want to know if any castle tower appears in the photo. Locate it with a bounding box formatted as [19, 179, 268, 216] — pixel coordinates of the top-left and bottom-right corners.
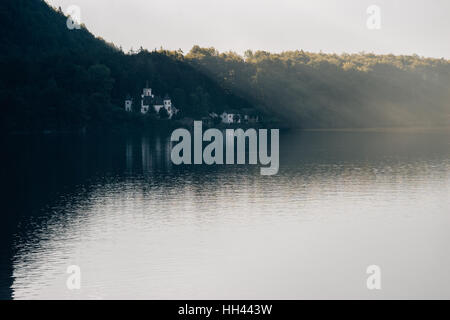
[163, 94, 172, 108]
[163, 94, 173, 118]
[125, 95, 133, 112]
[142, 80, 153, 97]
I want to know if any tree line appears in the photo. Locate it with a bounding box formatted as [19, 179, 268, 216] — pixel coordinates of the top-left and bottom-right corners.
[1, 0, 449, 133]
[185, 46, 450, 128]
[0, 0, 251, 133]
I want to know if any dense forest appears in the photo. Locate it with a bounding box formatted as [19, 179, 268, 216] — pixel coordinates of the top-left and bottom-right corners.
[186, 47, 450, 128]
[0, 0, 252, 133]
[1, 0, 449, 132]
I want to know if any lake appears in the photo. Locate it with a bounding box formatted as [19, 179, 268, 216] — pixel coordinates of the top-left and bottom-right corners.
[1, 129, 450, 299]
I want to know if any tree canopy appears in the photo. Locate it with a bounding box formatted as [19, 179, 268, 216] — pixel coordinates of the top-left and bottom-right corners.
[186, 47, 450, 128]
[0, 0, 251, 132]
[1, 0, 449, 132]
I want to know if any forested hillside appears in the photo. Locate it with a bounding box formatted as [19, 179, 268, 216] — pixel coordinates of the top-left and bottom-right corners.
[1, 0, 449, 132]
[186, 46, 450, 128]
[0, 0, 251, 132]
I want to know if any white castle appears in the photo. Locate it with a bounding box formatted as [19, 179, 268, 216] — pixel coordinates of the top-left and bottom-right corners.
[124, 82, 178, 119]
[125, 83, 261, 124]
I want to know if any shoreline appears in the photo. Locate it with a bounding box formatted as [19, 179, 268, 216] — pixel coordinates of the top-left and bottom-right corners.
[4, 125, 450, 136]
[302, 126, 450, 133]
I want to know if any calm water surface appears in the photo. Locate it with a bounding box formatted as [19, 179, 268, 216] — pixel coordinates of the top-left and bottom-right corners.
[1, 130, 450, 299]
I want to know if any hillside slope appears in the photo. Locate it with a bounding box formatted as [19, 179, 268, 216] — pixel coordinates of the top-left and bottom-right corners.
[1, 0, 449, 131]
[187, 47, 450, 128]
[0, 0, 252, 132]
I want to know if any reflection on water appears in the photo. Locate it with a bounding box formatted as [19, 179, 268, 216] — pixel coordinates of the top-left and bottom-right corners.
[1, 130, 450, 299]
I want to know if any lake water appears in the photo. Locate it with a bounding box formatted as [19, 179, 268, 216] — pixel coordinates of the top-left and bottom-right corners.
[1, 129, 450, 299]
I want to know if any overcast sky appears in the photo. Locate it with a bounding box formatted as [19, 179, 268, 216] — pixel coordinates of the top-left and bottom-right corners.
[46, 0, 450, 58]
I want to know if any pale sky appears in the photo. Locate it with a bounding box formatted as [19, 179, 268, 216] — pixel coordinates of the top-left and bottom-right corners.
[46, 0, 450, 58]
